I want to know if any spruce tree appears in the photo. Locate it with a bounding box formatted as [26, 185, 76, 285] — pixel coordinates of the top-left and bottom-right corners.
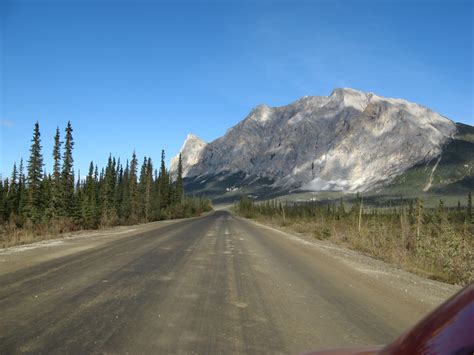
[129, 151, 139, 220]
[82, 162, 99, 227]
[94, 165, 101, 215]
[61, 121, 75, 217]
[145, 157, 153, 220]
[17, 159, 26, 216]
[71, 172, 83, 224]
[168, 174, 175, 207]
[26, 122, 44, 223]
[175, 153, 184, 204]
[51, 127, 62, 218]
[3, 178, 10, 221]
[101, 155, 117, 224]
[138, 157, 148, 219]
[121, 160, 131, 220]
[114, 158, 123, 218]
[7, 163, 18, 219]
[41, 173, 52, 221]
[158, 150, 169, 209]
[151, 168, 161, 220]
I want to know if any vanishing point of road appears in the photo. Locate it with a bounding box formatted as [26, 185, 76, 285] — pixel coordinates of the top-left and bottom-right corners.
[0, 210, 459, 354]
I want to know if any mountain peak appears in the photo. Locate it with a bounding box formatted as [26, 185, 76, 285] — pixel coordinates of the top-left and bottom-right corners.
[328, 87, 368, 111]
[185, 133, 205, 143]
[330, 87, 364, 96]
[170, 133, 207, 176]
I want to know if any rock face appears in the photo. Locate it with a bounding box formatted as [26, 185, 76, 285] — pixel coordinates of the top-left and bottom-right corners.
[172, 88, 457, 192]
[170, 134, 207, 177]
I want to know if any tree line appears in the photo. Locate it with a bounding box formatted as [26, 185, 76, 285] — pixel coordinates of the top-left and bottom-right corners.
[0, 121, 211, 239]
[236, 193, 473, 285]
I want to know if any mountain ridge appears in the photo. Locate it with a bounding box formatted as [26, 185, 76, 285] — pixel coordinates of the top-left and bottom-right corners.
[172, 88, 462, 198]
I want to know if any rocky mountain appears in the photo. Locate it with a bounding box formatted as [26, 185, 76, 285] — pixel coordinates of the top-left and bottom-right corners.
[170, 134, 207, 177]
[172, 88, 468, 200]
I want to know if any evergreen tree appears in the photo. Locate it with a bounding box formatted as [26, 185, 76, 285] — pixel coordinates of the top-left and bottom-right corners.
[70, 172, 83, 224]
[3, 178, 10, 221]
[121, 160, 131, 220]
[17, 159, 26, 216]
[151, 168, 161, 220]
[137, 157, 153, 220]
[6, 163, 18, 219]
[41, 173, 52, 221]
[145, 157, 153, 220]
[26, 122, 44, 223]
[175, 153, 184, 204]
[129, 151, 139, 220]
[158, 150, 169, 209]
[51, 127, 62, 218]
[114, 158, 123, 218]
[168, 173, 176, 207]
[61, 121, 75, 217]
[101, 155, 117, 224]
[94, 165, 101, 215]
[138, 156, 148, 219]
[82, 162, 99, 227]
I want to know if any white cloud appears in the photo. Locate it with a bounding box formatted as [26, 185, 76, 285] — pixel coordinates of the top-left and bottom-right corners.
[0, 120, 14, 127]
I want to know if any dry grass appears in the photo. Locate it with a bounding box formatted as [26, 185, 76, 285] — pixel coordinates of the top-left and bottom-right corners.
[0, 219, 76, 248]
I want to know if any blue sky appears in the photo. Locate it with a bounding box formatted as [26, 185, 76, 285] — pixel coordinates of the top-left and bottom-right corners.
[1, 0, 473, 177]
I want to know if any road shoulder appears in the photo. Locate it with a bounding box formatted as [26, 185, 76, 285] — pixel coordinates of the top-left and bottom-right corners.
[0, 216, 204, 276]
[232, 212, 461, 310]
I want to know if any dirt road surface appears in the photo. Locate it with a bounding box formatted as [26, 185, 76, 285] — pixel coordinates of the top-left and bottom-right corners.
[0, 210, 459, 354]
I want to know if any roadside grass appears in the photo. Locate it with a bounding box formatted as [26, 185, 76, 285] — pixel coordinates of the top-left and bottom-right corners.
[0, 218, 93, 248]
[0, 229, 39, 249]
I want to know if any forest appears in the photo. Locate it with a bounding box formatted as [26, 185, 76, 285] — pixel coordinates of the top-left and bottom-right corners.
[0, 121, 212, 247]
[236, 194, 473, 285]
